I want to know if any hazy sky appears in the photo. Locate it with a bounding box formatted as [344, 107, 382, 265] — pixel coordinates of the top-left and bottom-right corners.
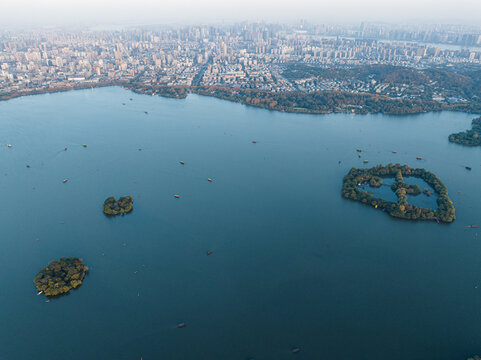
[1, 0, 480, 27]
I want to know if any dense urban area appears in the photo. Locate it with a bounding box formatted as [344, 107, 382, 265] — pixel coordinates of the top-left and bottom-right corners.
[1, 22, 481, 114]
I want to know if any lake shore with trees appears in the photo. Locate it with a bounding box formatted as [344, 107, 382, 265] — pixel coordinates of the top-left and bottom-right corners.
[449, 117, 481, 146]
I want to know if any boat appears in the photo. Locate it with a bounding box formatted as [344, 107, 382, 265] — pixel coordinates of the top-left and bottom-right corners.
[82, 144, 87, 148]
[358, 154, 361, 158]
[122, 103, 126, 105]
[26, 165, 30, 168]
[207, 178, 213, 182]
[45, 300, 50, 303]
[206, 250, 213, 256]
[252, 140, 257, 144]
[177, 322, 186, 328]
[63, 179, 68, 183]
[179, 161, 185, 165]
[144, 111, 148, 114]
[7, 144, 12, 148]
[174, 195, 180, 198]
[356, 149, 362, 152]
[469, 225, 479, 228]
[392, 150, 397, 154]
[37, 291, 43, 295]
[291, 347, 301, 354]
[416, 157, 422, 160]
[64, 147, 67, 151]
[363, 160, 369, 163]
[466, 166, 472, 171]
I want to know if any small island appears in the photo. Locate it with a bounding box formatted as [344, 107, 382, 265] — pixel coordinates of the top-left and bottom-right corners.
[342, 164, 455, 223]
[34, 257, 88, 297]
[449, 117, 481, 146]
[102, 196, 133, 215]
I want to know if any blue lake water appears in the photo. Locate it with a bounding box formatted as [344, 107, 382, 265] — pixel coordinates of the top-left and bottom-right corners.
[362, 177, 439, 209]
[0, 87, 481, 360]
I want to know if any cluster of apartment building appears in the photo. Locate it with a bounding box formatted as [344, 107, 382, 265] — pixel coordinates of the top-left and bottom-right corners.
[0, 23, 480, 96]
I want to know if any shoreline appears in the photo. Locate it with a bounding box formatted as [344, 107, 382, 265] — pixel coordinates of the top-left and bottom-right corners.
[0, 81, 126, 103]
[2, 83, 480, 117]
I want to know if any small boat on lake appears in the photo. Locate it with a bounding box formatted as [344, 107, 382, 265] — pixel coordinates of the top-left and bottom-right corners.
[174, 195, 180, 198]
[291, 347, 301, 354]
[392, 150, 397, 154]
[363, 160, 369, 163]
[416, 157, 422, 160]
[177, 322, 186, 328]
[64, 147, 67, 151]
[206, 250, 213, 255]
[7, 144, 12, 148]
[466, 166, 472, 171]
[37, 291, 43, 295]
[144, 111, 148, 114]
[356, 149, 362, 152]
[207, 178, 213, 182]
[252, 140, 257, 143]
[179, 161, 185, 165]
[63, 179, 68, 183]
[82, 144, 87, 148]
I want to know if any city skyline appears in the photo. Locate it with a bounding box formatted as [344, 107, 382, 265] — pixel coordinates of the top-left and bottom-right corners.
[1, 22, 480, 114]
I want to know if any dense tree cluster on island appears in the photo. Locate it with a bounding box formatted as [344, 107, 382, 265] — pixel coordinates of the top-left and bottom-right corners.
[34, 257, 88, 297]
[449, 117, 481, 146]
[102, 196, 134, 215]
[342, 164, 455, 223]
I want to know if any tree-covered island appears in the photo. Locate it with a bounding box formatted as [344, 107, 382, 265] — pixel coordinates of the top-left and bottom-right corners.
[449, 117, 481, 146]
[34, 257, 88, 297]
[102, 196, 133, 215]
[342, 164, 455, 223]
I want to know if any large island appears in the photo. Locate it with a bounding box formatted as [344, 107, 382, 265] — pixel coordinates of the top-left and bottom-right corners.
[342, 164, 455, 223]
[34, 257, 88, 297]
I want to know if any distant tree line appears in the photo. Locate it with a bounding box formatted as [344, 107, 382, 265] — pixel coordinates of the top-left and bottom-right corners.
[190, 86, 481, 115]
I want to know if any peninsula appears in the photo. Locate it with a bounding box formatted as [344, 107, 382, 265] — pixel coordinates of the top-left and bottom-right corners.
[449, 117, 481, 146]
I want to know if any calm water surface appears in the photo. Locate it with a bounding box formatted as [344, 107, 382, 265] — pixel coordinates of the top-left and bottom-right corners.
[0, 87, 481, 360]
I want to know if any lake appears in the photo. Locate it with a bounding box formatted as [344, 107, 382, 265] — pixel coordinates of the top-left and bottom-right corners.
[0, 87, 480, 360]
